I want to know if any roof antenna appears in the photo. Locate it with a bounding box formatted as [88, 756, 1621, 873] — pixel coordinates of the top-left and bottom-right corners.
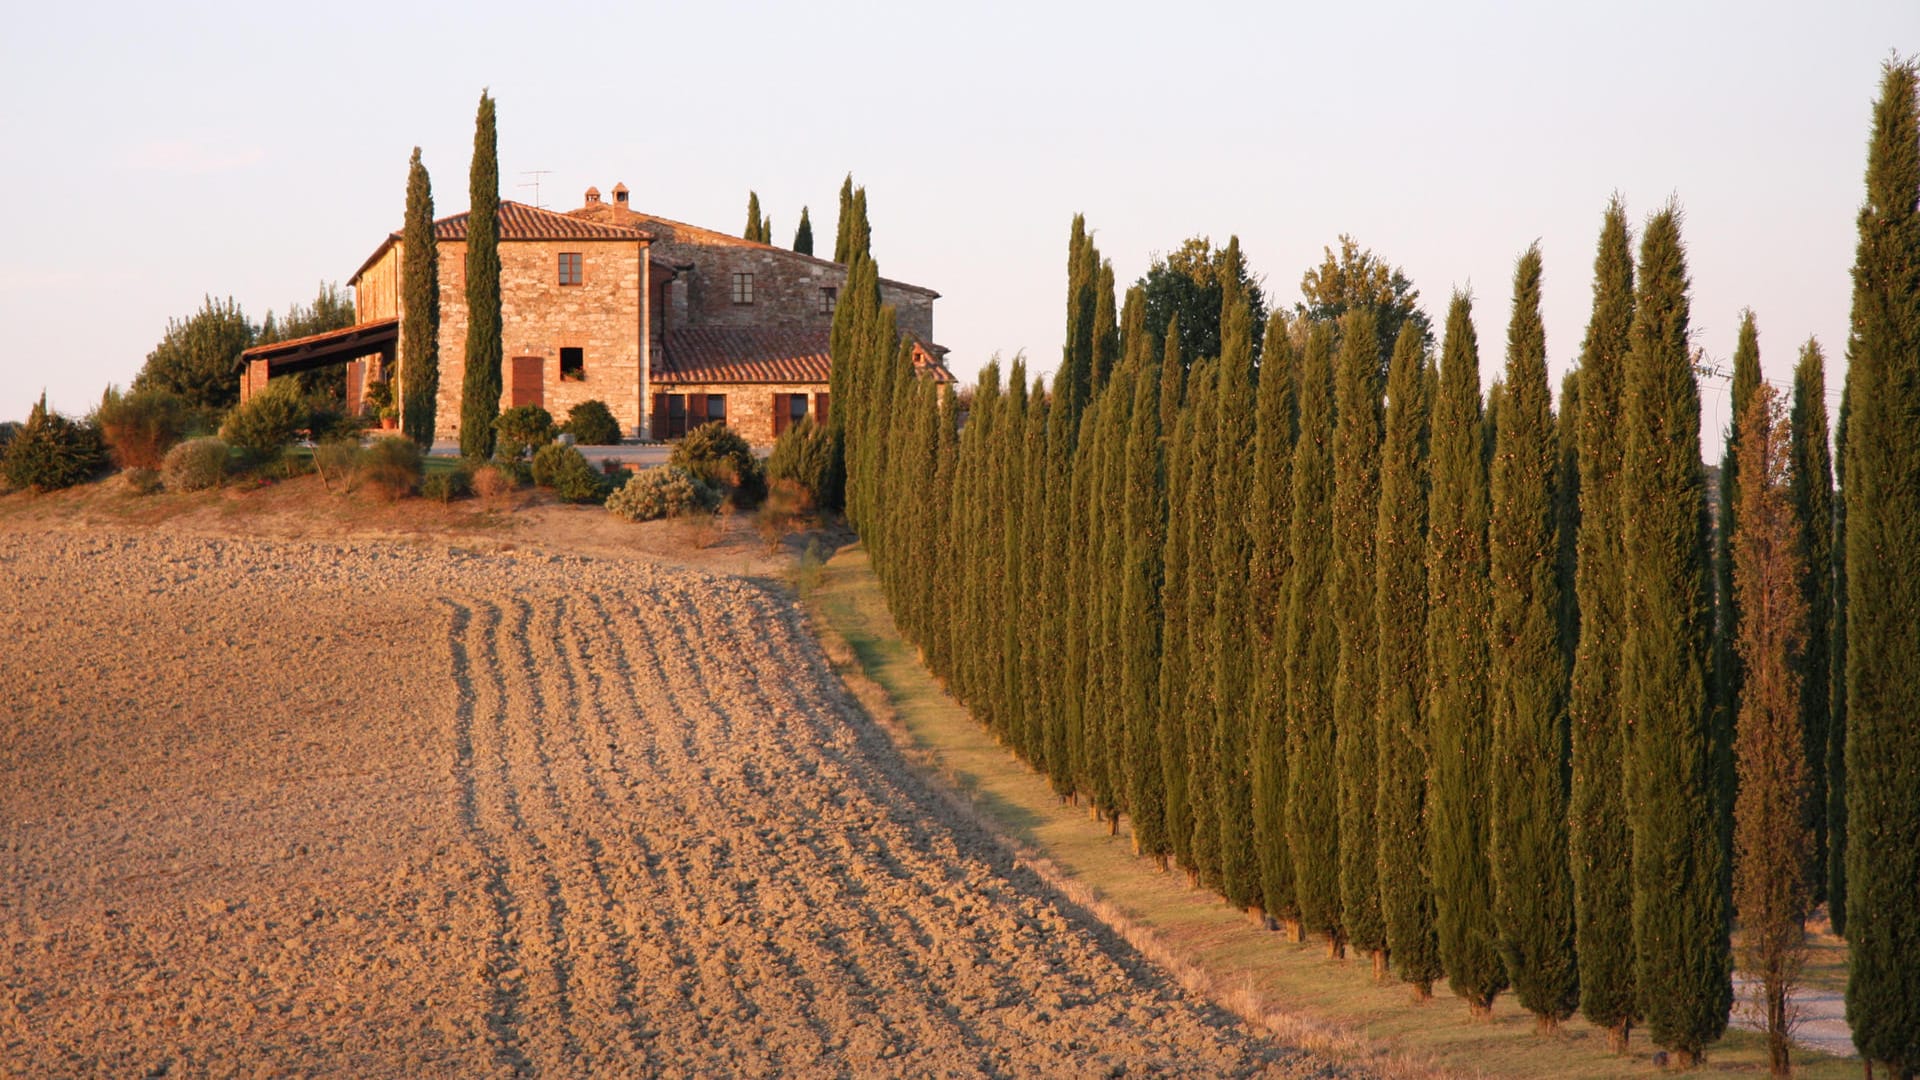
[517, 169, 552, 209]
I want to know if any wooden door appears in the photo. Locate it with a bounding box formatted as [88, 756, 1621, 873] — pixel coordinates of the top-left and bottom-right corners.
[510, 356, 544, 408]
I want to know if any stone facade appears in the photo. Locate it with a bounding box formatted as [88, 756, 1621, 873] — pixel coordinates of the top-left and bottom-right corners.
[651, 383, 827, 445]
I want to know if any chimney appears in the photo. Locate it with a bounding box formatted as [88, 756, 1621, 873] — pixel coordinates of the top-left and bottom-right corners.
[584, 186, 601, 205]
[612, 182, 629, 207]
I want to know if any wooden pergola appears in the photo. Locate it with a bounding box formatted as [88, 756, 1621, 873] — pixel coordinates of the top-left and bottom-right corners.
[235, 318, 399, 409]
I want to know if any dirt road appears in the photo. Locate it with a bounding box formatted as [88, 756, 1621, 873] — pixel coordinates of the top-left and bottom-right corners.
[0, 529, 1332, 1077]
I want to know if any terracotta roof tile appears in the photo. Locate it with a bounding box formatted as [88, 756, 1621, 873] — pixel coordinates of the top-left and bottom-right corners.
[434, 200, 648, 242]
[656, 328, 833, 385]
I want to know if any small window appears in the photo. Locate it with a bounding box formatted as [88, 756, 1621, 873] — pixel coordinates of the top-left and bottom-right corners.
[707, 394, 727, 424]
[731, 272, 754, 305]
[558, 252, 583, 285]
[818, 286, 837, 314]
[560, 347, 584, 381]
[790, 394, 810, 423]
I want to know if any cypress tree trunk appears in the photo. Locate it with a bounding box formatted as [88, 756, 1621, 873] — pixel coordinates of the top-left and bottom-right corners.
[1425, 292, 1506, 1015]
[1730, 384, 1812, 1080]
[1788, 342, 1833, 904]
[1568, 198, 1639, 1051]
[1332, 308, 1387, 975]
[1622, 206, 1729, 1065]
[1122, 328, 1169, 863]
[1253, 313, 1299, 933]
[1213, 300, 1261, 909]
[1286, 323, 1343, 954]
[1375, 321, 1439, 996]
[1488, 244, 1579, 1030]
[458, 91, 503, 460]
[1842, 59, 1920, 1077]
[400, 147, 440, 447]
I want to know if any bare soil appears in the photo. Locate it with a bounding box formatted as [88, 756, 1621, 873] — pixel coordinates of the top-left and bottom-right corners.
[0, 521, 1332, 1077]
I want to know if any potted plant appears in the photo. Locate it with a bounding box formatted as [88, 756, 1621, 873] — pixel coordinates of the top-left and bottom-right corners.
[364, 379, 396, 429]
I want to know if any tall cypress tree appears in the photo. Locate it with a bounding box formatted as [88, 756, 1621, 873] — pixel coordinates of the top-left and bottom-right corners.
[1568, 198, 1638, 1051]
[1556, 367, 1582, 656]
[1041, 366, 1078, 798]
[1160, 371, 1198, 868]
[1286, 322, 1343, 954]
[1063, 394, 1102, 803]
[793, 206, 814, 255]
[1332, 307, 1387, 975]
[1252, 312, 1299, 932]
[400, 146, 440, 447]
[1426, 292, 1506, 1014]
[1015, 382, 1050, 765]
[996, 361, 1030, 748]
[1714, 310, 1764, 889]
[1213, 299, 1260, 910]
[834, 174, 854, 263]
[1788, 341, 1833, 903]
[1621, 206, 1729, 1065]
[1827, 387, 1850, 937]
[1375, 320, 1438, 994]
[1091, 362, 1134, 830]
[1179, 358, 1220, 882]
[459, 90, 503, 460]
[745, 191, 765, 242]
[1122, 324, 1170, 863]
[1488, 244, 1579, 1030]
[1842, 59, 1920, 1076]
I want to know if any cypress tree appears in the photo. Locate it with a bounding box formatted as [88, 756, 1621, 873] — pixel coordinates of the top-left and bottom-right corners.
[1568, 198, 1638, 1051]
[1160, 381, 1198, 868]
[1827, 387, 1849, 937]
[1252, 312, 1299, 933]
[1041, 367, 1078, 797]
[1123, 324, 1170, 863]
[1063, 394, 1101, 802]
[744, 191, 765, 242]
[1213, 299, 1260, 909]
[793, 206, 813, 255]
[1488, 244, 1579, 1030]
[1093, 260, 1120, 391]
[459, 90, 503, 460]
[1788, 341, 1833, 903]
[1557, 367, 1582, 656]
[1621, 206, 1729, 1065]
[1375, 320, 1439, 994]
[1091, 362, 1134, 830]
[1842, 59, 1920, 1076]
[1426, 292, 1506, 1014]
[1714, 310, 1764, 888]
[927, 385, 960, 677]
[1015, 381, 1050, 764]
[847, 188, 871, 263]
[1180, 357, 1220, 884]
[1286, 322, 1343, 954]
[996, 362, 1030, 745]
[1730, 383, 1812, 1079]
[834, 174, 854, 263]
[1332, 307, 1387, 975]
[400, 146, 440, 447]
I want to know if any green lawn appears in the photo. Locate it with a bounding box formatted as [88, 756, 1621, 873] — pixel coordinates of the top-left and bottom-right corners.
[803, 542, 1856, 1080]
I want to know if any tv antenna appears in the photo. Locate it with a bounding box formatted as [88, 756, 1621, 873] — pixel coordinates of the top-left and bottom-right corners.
[517, 169, 552, 208]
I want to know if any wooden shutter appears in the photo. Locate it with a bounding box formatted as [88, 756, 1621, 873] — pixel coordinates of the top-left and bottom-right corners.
[814, 392, 829, 427]
[772, 393, 789, 437]
[688, 392, 707, 428]
[651, 393, 667, 439]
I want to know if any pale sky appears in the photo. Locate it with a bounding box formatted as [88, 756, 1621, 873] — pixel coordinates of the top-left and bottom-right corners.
[2, 1, 1913, 460]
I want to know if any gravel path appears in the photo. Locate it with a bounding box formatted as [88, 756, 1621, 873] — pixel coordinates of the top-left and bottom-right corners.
[0, 530, 1334, 1077]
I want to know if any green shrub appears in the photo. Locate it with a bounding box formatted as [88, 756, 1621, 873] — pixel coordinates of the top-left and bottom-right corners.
[359, 436, 422, 500]
[422, 467, 471, 503]
[605, 465, 721, 522]
[162, 436, 230, 492]
[363, 378, 394, 416]
[124, 467, 162, 495]
[220, 381, 305, 462]
[94, 386, 191, 471]
[304, 395, 364, 443]
[670, 422, 766, 506]
[561, 399, 622, 446]
[766, 417, 836, 505]
[493, 404, 556, 460]
[0, 421, 20, 457]
[2, 395, 107, 493]
[313, 439, 361, 493]
[471, 463, 516, 501]
[530, 441, 571, 488]
[551, 448, 607, 504]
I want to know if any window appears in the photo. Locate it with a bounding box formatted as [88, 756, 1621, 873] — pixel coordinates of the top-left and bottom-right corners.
[560, 347, 584, 381]
[818, 286, 837, 314]
[558, 252, 583, 286]
[706, 394, 727, 425]
[789, 394, 810, 424]
[731, 272, 754, 304]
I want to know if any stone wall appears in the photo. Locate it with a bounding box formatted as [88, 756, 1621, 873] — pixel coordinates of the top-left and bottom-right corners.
[652, 382, 826, 447]
[652, 239, 935, 343]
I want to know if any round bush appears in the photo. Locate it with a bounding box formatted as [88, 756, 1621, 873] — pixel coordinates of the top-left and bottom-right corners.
[766, 417, 837, 506]
[162, 436, 230, 492]
[562, 399, 622, 446]
[493, 404, 556, 461]
[94, 386, 191, 471]
[670, 423, 765, 506]
[359, 436, 422, 501]
[124, 467, 163, 495]
[550, 448, 607, 505]
[605, 465, 721, 522]
[220, 382, 305, 461]
[422, 467, 471, 503]
[530, 441, 573, 488]
[2, 396, 107, 493]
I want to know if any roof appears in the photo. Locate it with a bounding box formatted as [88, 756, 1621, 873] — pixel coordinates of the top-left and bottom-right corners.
[235, 318, 398, 374]
[351, 200, 648, 284]
[569, 201, 940, 299]
[655, 327, 956, 386]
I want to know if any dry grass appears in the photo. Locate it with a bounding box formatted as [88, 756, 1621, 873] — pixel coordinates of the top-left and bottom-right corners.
[804, 542, 1861, 1080]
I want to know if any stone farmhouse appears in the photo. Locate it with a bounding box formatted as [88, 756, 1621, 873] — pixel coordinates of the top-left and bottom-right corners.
[236, 183, 951, 445]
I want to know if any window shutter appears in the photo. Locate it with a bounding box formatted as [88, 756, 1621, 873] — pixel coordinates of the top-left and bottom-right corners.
[689, 392, 707, 426]
[651, 393, 666, 439]
[814, 393, 829, 427]
[772, 393, 789, 437]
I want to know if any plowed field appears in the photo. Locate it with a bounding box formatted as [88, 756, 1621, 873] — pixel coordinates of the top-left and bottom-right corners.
[0, 530, 1331, 1077]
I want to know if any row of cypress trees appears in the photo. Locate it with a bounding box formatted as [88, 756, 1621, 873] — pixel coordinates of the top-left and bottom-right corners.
[829, 61, 1916, 1073]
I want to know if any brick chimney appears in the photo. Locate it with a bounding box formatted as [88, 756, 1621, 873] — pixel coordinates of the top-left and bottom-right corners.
[584, 186, 601, 205]
[612, 182, 629, 207]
